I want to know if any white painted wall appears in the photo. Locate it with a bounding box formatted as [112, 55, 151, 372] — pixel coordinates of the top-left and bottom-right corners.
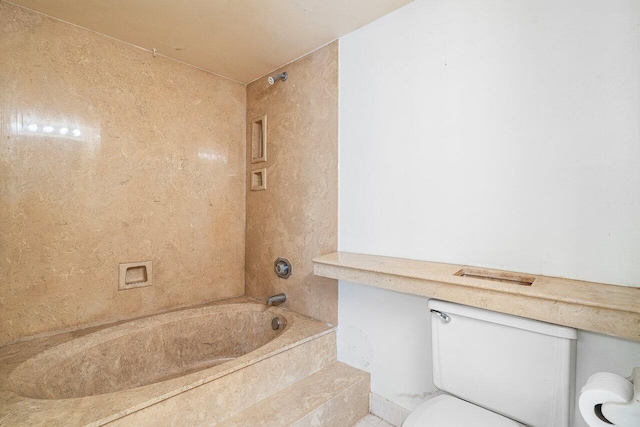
[337, 0, 640, 425]
[338, 282, 436, 410]
[339, 0, 640, 287]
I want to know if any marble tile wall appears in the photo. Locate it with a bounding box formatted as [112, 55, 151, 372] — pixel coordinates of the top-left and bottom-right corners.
[245, 42, 339, 323]
[0, 2, 247, 345]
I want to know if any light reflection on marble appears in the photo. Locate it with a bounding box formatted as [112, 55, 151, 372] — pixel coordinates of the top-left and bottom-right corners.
[0, 1, 247, 345]
[7, 111, 100, 149]
[197, 149, 227, 163]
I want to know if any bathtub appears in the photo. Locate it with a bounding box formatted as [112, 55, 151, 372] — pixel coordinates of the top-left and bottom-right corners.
[0, 298, 336, 426]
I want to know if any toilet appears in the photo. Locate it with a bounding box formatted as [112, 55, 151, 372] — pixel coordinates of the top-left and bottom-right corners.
[404, 300, 577, 427]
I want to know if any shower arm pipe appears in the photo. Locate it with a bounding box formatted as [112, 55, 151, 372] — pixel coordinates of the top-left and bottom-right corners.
[268, 72, 287, 85]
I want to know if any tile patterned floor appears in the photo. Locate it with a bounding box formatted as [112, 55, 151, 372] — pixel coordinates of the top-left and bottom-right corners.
[353, 413, 395, 427]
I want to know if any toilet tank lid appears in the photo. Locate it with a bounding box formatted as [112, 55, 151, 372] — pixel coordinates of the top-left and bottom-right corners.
[428, 300, 577, 339]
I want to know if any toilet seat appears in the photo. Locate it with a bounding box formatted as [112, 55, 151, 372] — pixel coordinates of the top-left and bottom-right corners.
[403, 395, 524, 427]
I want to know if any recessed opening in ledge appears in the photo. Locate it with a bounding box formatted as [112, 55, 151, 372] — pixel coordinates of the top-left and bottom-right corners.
[454, 268, 535, 286]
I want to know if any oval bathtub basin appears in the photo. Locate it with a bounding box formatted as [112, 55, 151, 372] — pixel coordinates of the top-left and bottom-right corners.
[8, 304, 287, 399]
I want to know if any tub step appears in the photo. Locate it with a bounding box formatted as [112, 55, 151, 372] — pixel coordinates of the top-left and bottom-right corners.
[217, 362, 370, 426]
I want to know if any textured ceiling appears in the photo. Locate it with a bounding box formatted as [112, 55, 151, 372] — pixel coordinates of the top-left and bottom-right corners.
[7, 0, 414, 83]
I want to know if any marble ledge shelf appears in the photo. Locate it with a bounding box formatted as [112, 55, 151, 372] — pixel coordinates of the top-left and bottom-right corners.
[312, 252, 640, 342]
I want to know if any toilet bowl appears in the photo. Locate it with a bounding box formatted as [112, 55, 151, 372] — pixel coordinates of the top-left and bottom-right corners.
[403, 395, 524, 427]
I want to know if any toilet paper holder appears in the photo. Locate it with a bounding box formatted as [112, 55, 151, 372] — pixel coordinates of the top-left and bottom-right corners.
[588, 367, 640, 426]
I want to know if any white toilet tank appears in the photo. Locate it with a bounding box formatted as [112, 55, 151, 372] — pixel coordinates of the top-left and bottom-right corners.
[429, 299, 577, 427]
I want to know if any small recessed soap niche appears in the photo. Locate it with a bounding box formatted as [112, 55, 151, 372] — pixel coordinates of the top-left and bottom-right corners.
[118, 261, 152, 290]
[251, 115, 267, 164]
[250, 168, 267, 191]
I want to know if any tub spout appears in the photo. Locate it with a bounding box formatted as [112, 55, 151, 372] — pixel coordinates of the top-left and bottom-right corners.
[267, 293, 286, 306]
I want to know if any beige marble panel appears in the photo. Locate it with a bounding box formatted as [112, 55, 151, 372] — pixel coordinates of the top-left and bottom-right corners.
[218, 362, 369, 427]
[0, 2, 247, 345]
[245, 42, 339, 324]
[291, 365, 370, 427]
[313, 252, 640, 342]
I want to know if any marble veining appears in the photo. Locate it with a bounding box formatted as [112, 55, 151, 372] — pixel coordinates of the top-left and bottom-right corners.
[217, 362, 370, 427]
[0, 298, 335, 426]
[9, 305, 286, 399]
[0, 1, 247, 345]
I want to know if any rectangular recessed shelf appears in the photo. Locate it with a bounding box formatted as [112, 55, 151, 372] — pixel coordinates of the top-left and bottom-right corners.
[251, 115, 267, 164]
[250, 168, 267, 191]
[119, 261, 152, 290]
[313, 252, 640, 342]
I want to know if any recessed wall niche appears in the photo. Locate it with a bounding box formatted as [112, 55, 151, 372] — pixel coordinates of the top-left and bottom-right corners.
[251, 115, 267, 163]
[250, 168, 267, 191]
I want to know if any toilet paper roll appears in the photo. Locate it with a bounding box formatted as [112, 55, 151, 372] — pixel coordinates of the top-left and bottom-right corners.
[579, 372, 634, 427]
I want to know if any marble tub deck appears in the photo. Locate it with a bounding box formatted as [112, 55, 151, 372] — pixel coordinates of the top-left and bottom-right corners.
[0, 297, 335, 426]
